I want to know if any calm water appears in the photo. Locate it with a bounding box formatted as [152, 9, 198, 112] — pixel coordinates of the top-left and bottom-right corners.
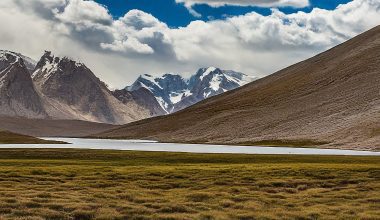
[0, 138, 379, 156]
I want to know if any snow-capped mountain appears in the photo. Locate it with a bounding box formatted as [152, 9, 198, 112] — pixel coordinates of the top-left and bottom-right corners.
[127, 73, 188, 113]
[127, 67, 257, 113]
[31, 51, 151, 124]
[0, 50, 46, 118]
[0, 49, 257, 124]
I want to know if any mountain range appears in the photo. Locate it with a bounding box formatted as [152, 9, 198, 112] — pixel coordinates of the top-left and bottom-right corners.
[95, 26, 380, 150]
[0, 50, 254, 124]
[125, 67, 256, 113]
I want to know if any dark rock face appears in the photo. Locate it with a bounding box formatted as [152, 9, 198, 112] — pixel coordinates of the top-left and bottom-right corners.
[156, 74, 188, 94]
[0, 51, 46, 118]
[113, 87, 166, 116]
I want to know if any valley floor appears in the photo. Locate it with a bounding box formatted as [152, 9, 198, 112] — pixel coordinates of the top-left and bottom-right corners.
[0, 149, 379, 219]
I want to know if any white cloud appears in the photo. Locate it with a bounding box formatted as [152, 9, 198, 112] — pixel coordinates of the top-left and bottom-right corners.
[0, 0, 379, 89]
[54, 0, 112, 26]
[177, 0, 310, 8]
[100, 38, 154, 54]
[176, 0, 310, 17]
[100, 10, 170, 54]
[119, 9, 164, 30]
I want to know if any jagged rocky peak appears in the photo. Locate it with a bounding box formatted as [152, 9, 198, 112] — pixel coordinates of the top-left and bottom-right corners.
[195, 66, 218, 78]
[0, 50, 37, 74]
[32, 51, 114, 115]
[0, 50, 46, 118]
[191, 67, 254, 86]
[157, 74, 188, 92]
[32, 51, 86, 80]
[126, 67, 257, 113]
[0, 50, 25, 70]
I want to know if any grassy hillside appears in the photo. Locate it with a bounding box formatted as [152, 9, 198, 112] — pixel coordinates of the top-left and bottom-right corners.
[0, 149, 378, 219]
[0, 130, 65, 144]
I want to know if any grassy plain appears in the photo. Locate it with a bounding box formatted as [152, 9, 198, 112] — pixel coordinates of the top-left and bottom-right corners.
[0, 149, 378, 219]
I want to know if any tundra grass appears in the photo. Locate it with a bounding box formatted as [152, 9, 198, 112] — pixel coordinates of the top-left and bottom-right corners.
[0, 149, 378, 219]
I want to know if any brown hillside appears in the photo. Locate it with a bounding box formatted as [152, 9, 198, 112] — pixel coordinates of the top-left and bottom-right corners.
[0, 116, 119, 137]
[0, 130, 64, 144]
[95, 26, 380, 151]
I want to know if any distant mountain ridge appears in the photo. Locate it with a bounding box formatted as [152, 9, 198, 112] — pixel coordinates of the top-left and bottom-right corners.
[126, 67, 257, 113]
[0, 50, 152, 124]
[0, 50, 254, 124]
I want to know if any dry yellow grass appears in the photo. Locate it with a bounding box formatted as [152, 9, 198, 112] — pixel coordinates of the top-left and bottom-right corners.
[0, 149, 378, 219]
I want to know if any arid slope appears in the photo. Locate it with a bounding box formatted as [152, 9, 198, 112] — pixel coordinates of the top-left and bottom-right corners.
[0, 130, 64, 144]
[96, 26, 380, 151]
[0, 116, 119, 137]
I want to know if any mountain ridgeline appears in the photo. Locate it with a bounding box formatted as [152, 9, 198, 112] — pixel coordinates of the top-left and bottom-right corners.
[0, 50, 253, 124]
[124, 67, 256, 113]
[95, 26, 380, 150]
[31, 51, 151, 124]
[0, 51, 149, 124]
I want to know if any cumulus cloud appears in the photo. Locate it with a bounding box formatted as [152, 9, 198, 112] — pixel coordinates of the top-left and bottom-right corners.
[55, 0, 112, 25]
[176, 0, 310, 17]
[0, 0, 379, 88]
[100, 10, 171, 55]
[100, 38, 154, 54]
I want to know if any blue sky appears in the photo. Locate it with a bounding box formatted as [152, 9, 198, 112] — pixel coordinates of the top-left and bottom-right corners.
[2, 0, 379, 88]
[95, 0, 352, 27]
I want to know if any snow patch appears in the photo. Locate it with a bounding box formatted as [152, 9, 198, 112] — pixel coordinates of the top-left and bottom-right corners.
[32, 59, 58, 80]
[140, 74, 163, 90]
[203, 91, 212, 98]
[0, 50, 20, 65]
[155, 96, 169, 113]
[200, 67, 216, 80]
[75, 62, 84, 68]
[209, 74, 222, 91]
[225, 73, 256, 86]
[169, 92, 184, 104]
[183, 90, 192, 97]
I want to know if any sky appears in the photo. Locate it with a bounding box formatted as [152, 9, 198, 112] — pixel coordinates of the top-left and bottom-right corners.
[0, 0, 379, 88]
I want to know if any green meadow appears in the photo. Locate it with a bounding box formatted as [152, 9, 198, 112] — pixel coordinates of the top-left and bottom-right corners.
[0, 149, 378, 219]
